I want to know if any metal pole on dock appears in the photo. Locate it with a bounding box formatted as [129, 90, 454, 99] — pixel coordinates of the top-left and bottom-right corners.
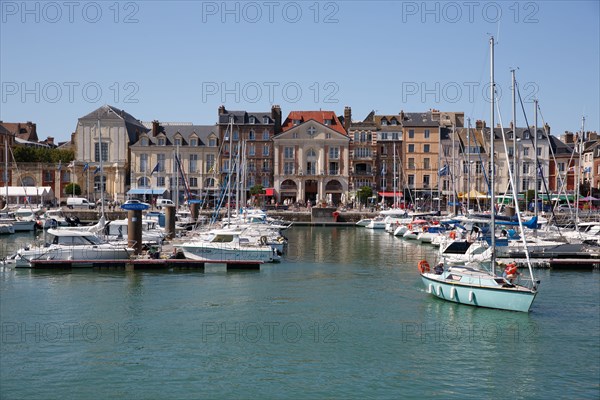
[128, 209, 143, 255]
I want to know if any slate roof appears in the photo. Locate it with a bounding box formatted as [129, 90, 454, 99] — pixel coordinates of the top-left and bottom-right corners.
[135, 124, 219, 146]
[218, 110, 273, 125]
[281, 111, 347, 135]
[79, 105, 148, 144]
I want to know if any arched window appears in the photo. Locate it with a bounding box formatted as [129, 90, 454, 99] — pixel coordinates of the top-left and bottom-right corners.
[138, 177, 150, 187]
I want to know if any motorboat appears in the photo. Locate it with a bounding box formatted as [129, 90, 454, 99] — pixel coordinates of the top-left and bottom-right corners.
[6, 228, 134, 268]
[173, 229, 279, 263]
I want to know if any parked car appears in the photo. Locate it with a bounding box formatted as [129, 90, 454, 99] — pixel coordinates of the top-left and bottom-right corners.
[66, 197, 95, 209]
[156, 198, 174, 208]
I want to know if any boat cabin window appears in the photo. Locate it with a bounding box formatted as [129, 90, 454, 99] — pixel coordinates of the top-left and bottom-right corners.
[211, 234, 234, 243]
[446, 274, 462, 281]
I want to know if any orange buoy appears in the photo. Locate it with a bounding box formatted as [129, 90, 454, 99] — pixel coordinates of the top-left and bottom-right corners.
[418, 260, 431, 274]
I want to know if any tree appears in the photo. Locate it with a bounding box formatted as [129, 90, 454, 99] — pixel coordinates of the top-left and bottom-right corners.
[64, 183, 81, 196]
[249, 184, 264, 196]
[357, 186, 373, 205]
[12, 147, 74, 163]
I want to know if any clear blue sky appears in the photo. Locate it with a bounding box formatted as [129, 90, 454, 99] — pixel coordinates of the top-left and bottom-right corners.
[1, 1, 598, 143]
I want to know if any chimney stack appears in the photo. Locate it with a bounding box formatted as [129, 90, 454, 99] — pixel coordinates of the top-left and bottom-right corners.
[218, 105, 226, 115]
[343, 106, 351, 131]
[271, 105, 282, 134]
[476, 120, 485, 130]
[152, 120, 159, 136]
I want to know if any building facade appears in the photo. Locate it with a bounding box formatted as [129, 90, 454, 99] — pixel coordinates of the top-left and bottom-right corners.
[129, 121, 221, 204]
[217, 106, 282, 198]
[74, 105, 148, 202]
[273, 111, 349, 205]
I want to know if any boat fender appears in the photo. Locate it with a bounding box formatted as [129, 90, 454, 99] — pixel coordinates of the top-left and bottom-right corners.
[428, 284, 433, 293]
[449, 231, 457, 239]
[450, 286, 456, 299]
[468, 291, 474, 302]
[408, 224, 413, 230]
[436, 285, 442, 296]
[418, 260, 430, 274]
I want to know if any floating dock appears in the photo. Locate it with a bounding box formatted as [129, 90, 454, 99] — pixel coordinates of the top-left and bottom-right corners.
[27, 258, 263, 270]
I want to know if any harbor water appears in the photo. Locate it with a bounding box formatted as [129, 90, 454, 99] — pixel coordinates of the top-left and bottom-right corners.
[1, 227, 599, 399]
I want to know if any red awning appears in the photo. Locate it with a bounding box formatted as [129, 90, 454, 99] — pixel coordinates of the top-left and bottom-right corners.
[265, 188, 275, 196]
[378, 192, 403, 198]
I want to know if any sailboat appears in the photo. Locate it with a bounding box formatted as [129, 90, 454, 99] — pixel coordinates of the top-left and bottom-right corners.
[417, 37, 539, 312]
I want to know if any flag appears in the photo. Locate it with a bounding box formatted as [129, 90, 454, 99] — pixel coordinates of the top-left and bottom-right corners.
[151, 162, 160, 174]
[94, 166, 101, 174]
[82, 163, 89, 172]
[537, 166, 543, 177]
[67, 161, 75, 168]
[583, 166, 591, 173]
[438, 165, 449, 176]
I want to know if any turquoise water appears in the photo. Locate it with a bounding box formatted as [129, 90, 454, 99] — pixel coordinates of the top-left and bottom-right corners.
[1, 227, 599, 399]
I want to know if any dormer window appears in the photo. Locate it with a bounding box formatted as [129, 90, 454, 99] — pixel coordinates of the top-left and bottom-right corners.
[175, 138, 181, 147]
[324, 119, 332, 126]
[524, 131, 530, 139]
[293, 119, 301, 126]
[391, 119, 398, 126]
[209, 138, 217, 147]
[263, 116, 270, 124]
[381, 119, 388, 126]
[140, 137, 149, 146]
[190, 138, 197, 147]
[249, 116, 256, 124]
[158, 138, 165, 146]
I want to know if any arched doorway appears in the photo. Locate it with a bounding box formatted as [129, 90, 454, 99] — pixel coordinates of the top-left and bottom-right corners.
[325, 179, 343, 205]
[280, 179, 297, 205]
[304, 179, 318, 203]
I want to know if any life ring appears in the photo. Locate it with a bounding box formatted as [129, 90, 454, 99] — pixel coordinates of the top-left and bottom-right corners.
[408, 224, 413, 230]
[449, 231, 457, 239]
[259, 236, 268, 245]
[432, 220, 440, 225]
[422, 226, 428, 232]
[418, 260, 431, 274]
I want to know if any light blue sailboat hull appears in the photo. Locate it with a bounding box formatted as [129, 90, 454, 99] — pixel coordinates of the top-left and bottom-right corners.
[421, 275, 537, 312]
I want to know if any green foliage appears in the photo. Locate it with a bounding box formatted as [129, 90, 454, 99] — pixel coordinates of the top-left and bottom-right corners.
[64, 183, 81, 196]
[249, 184, 264, 196]
[525, 189, 535, 203]
[357, 186, 373, 205]
[12, 147, 74, 164]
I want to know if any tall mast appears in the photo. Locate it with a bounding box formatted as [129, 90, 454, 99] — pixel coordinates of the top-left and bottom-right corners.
[393, 142, 397, 207]
[511, 69, 518, 205]
[98, 115, 105, 218]
[467, 118, 471, 212]
[489, 36, 496, 273]
[576, 116, 585, 225]
[451, 123, 456, 215]
[534, 100, 539, 218]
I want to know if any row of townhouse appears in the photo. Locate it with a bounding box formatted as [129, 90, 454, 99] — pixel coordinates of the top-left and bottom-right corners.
[4, 105, 598, 206]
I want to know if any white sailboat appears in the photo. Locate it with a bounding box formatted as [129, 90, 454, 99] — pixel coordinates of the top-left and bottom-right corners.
[417, 37, 539, 312]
